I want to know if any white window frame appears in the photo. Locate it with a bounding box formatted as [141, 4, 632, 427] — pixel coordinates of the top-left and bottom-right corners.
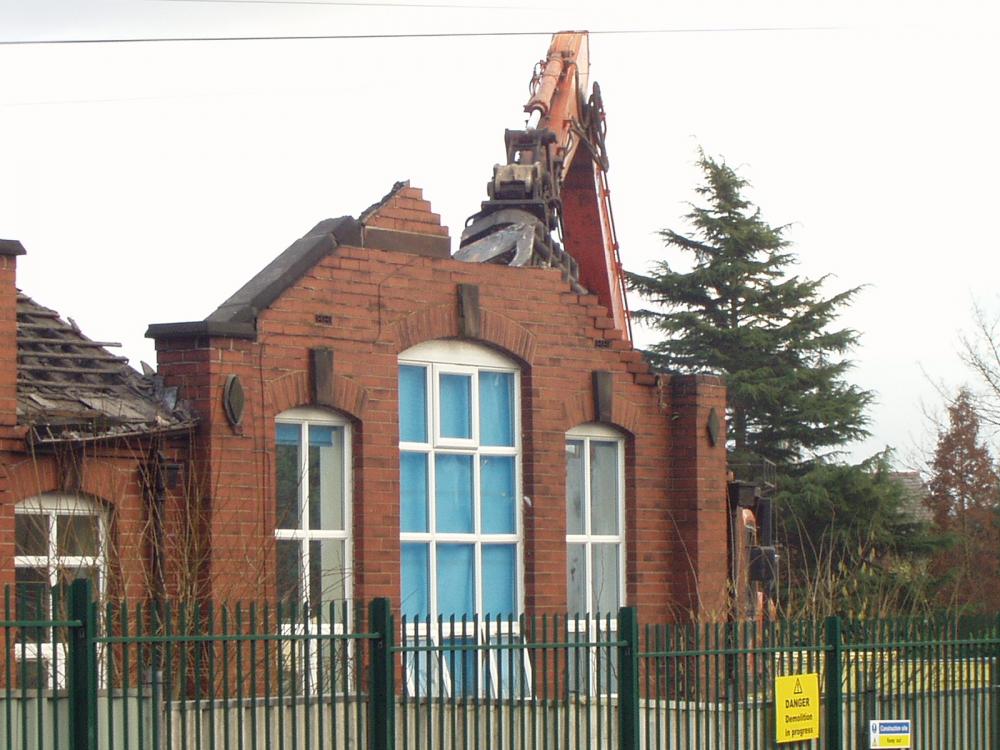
[275, 406, 353, 610]
[14, 493, 107, 690]
[399, 340, 526, 698]
[274, 407, 353, 692]
[565, 423, 626, 696]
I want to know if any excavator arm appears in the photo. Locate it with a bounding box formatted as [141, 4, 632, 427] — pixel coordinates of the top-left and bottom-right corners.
[455, 31, 632, 343]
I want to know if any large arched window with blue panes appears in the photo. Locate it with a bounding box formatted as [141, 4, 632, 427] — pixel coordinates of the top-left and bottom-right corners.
[398, 340, 523, 697]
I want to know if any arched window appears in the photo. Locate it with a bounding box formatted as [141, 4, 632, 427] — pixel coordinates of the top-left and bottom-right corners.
[14, 493, 107, 687]
[566, 423, 625, 694]
[398, 340, 522, 696]
[274, 407, 352, 617]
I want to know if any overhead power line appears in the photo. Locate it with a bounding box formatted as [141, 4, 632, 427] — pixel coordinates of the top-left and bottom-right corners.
[0, 26, 847, 46]
[156, 0, 535, 9]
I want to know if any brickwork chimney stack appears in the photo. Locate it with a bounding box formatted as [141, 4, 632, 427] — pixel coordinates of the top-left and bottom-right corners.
[0, 240, 25, 429]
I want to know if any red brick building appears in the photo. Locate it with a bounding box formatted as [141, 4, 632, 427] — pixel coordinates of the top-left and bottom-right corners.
[0, 181, 729, 664]
[144, 181, 729, 626]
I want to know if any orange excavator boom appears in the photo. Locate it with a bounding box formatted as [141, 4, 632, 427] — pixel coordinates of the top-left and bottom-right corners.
[455, 31, 632, 344]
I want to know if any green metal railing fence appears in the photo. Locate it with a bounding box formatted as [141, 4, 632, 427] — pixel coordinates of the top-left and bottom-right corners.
[2, 581, 999, 750]
[637, 614, 1000, 749]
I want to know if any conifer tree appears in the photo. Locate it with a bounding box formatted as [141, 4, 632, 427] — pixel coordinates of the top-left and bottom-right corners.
[927, 389, 1000, 611]
[627, 151, 871, 464]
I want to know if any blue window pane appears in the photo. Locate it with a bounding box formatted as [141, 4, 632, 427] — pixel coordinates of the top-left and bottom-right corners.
[439, 374, 472, 439]
[401, 452, 429, 533]
[399, 365, 428, 443]
[481, 456, 515, 534]
[276, 423, 300, 445]
[437, 544, 474, 619]
[435, 454, 474, 533]
[401, 543, 429, 619]
[308, 425, 334, 446]
[491, 634, 525, 698]
[479, 371, 514, 446]
[482, 545, 515, 617]
[443, 638, 476, 696]
[405, 640, 437, 698]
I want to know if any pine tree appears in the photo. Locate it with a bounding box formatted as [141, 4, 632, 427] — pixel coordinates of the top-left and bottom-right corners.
[627, 151, 871, 464]
[927, 389, 1000, 611]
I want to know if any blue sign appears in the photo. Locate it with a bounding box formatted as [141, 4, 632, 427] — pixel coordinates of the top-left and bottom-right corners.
[869, 719, 912, 748]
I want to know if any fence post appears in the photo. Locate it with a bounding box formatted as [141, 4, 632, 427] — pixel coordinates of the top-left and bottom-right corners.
[824, 616, 843, 750]
[992, 614, 1000, 750]
[67, 578, 97, 750]
[369, 598, 395, 750]
[618, 605, 640, 750]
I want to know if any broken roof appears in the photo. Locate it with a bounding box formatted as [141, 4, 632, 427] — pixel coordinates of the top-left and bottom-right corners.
[18, 293, 196, 444]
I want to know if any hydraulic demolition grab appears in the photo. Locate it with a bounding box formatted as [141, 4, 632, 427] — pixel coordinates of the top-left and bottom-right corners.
[455, 31, 632, 343]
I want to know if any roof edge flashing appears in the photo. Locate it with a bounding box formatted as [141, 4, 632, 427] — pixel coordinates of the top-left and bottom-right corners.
[147, 215, 361, 338]
[0, 239, 27, 257]
[145, 321, 257, 340]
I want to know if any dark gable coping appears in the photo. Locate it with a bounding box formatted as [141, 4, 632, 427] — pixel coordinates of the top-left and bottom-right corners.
[146, 188, 454, 343]
[146, 216, 361, 341]
[0, 239, 27, 256]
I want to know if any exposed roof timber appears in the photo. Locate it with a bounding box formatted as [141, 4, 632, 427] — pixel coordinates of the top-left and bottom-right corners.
[17, 293, 195, 440]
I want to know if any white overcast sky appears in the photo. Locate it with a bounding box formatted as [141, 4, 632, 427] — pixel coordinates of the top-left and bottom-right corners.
[1, 0, 998, 466]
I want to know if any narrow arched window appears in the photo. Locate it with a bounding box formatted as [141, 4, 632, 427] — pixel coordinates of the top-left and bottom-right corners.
[566, 423, 625, 695]
[274, 407, 352, 617]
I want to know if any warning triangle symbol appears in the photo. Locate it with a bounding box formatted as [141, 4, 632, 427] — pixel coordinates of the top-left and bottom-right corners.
[794, 679, 803, 695]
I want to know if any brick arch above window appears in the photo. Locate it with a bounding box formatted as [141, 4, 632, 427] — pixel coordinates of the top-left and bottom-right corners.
[560, 389, 643, 436]
[2, 459, 130, 511]
[4, 459, 59, 504]
[384, 303, 536, 366]
[267, 370, 368, 419]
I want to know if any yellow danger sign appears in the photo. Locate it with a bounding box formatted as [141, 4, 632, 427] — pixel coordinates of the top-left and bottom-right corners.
[775, 672, 820, 743]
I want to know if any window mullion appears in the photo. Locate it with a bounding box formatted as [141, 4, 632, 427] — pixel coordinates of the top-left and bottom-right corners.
[299, 423, 311, 608]
[431, 363, 442, 447]
[474, 542, 482, 632]
[428, 534, 438, 630]
[583, 439, 593, 615]
[473, 440, 483, 622]
[583, 438, 592, 539]
[47, 512, 58, 586]
[427, 429, 438, 625]
[617, 439, 625, 608]
[300, 422, 310, 533]
[470, 369, 480, 446]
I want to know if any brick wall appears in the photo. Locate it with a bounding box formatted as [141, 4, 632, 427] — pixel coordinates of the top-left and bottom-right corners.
[152, 186, 730, 622]
[0, 254, 19, 431]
